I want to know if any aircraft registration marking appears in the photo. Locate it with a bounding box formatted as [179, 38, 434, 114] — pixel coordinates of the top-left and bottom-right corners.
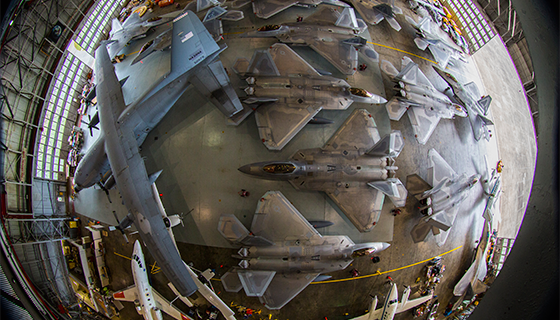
[181, 31, 194, 43]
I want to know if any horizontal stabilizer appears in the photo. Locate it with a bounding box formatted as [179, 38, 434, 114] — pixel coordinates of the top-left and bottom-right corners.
[238, 270, 276, 297]
[380, 60, 399, 78]
[203, 6, 227, 21]
[221, 271, 243, 293]
[218, 214, 274, 246]
[368, 178, 407, 207]
[406, 174, 432, 199]
[428, 43, 451, 68]
[385, 98, 409, 121]
[410, 220, 432, 243]
[222, 9, 244, 21]
[367, 130, 404, 158]
[386, 16, 401, 31]
[395, 60, 419, 84]
[313, 275, 332, 282]
[217, 214, 250, 243]
[426, 216, 452, 231]
[414, 37, 430, 51]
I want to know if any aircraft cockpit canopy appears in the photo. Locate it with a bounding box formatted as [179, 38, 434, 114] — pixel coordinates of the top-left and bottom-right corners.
[349, 88, 373, 98]
[263, 163, 296, 174]
[258, 24, 281, 32]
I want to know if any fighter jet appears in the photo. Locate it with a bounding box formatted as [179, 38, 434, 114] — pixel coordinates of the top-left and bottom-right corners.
[239, 109, 407, 232]
[232, 43, 386, 150]
[405, 15, 467, 68]
[130, 1, 244, 65]
[106, 11, 173, 58]
[380, 56, 468, 145]
[433, 66, 494, 141]
[407, 149, 480, 246]
[349, 283, 433, 320]
[73, 11, 245, 297]
[348, 0, 403, 31]
[232, 0, 349, 19]
[242, 7, 380, 75]
[113, 240, 192, 320]
[218, 191, 391, 309]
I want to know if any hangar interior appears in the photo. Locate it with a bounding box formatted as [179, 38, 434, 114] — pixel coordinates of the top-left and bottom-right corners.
[0, 0, 554, 320]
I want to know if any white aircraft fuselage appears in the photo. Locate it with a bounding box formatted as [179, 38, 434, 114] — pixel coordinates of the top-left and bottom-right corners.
[131, 241, 163, 320]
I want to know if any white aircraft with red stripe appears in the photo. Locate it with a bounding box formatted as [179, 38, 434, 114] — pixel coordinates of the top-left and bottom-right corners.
[113, 240, 192, 320]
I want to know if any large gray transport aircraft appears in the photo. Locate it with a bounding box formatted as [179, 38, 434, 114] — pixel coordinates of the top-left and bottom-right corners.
[218, 191, 390, 309]
[73, 11, 244, 297]
[239, 109, 407, 232]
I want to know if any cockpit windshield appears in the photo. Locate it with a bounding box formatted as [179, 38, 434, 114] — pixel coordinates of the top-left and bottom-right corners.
[258, 24, 281, 32]
[263, 163, 296, 174]
[138, 40, 153, 54]
[349, 87, 373, 97]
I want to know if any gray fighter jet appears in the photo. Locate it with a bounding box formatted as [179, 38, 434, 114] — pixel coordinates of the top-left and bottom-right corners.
[74, 11, 244, 297]
[433, 66, 494, 141]
[242, 7, 380, 75]
[380, 56, 468, 145]
[106, 11, 173, 58]
[131, 1, 244, 65]
[405, 15, 467, 68]
[407, 149, 480, 246]
[348, 0, 403, 31]
[232, 43, 386, 150]
[218, 191, 391, 309]
[232, 0, 349, 19]
[238, 109, 407, 232]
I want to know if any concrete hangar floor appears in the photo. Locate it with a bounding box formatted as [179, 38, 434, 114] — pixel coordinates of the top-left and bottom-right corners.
[72, 0, 536, 319]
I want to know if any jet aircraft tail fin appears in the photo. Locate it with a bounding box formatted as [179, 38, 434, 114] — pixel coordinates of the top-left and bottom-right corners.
[169, 11, 220, 80]
[477, 95, 492, 115]
[189, 54, 244, 118]
[335, 7, 359, 29]
[218, 214, 274, 246]
[366, 130, 405, 158]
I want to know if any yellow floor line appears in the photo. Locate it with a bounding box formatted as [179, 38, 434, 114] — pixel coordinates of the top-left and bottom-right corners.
[113, 251, 131, 260]
[311, 245, 463, 284]
[367, 41, 438, 65]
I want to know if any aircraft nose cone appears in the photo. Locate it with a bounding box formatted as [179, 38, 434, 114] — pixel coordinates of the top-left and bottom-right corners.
[381, 242, 391, 251]
[238, 164, 259, 175]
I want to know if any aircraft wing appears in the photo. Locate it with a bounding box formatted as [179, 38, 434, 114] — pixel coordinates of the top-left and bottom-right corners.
[306, 34, 359, 75]
[395, 293, 433, 313]
[426, 41, 452, 68]
[349, 308, 383, 320]
[153, 290, 193, 320]
[406, 106, 442, 145]
[255, 102, 322, 150]
[270, 43, 321, 76]
[252, 0, 300, 19]
[251, 191, 322, 242]
[326, 186, 385, 232]
[323, 109, 380, 151]
[259, 272, 320, 309]
[112, 285, 138, 302]
[427, 148, 457, 186]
